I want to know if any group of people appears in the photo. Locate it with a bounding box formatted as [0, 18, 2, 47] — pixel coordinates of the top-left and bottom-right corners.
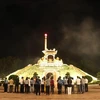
[3, 75, 55, 95]
[2, 75, 88, 95]
[57, 76, 88, 95]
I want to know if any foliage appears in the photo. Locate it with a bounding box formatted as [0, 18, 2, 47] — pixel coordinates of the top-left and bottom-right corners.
[8, 74, 19, 82]
[85, 75, 93, 83]
[33, 72, 38, 79]
[97, 72, 100, 80]
[90, 80, 100, 84]
[65, 72, 70, 78]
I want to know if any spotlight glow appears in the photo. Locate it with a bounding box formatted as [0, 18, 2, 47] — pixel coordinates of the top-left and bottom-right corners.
[44, 33, 47, 37]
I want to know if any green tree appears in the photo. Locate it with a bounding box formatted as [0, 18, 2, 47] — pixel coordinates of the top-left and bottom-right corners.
[65, 72, 70, 78]
[8, 75, 19, 82]
[85, 75, 93, 83]
[33, 72, 38, 79]
[97, 72, 100, 80]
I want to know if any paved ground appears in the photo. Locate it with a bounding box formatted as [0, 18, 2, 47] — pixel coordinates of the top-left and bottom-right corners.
[0, 84, 100, 100]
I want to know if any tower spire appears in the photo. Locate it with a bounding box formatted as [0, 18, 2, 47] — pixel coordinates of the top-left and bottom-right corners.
[44, 33, 47, 50]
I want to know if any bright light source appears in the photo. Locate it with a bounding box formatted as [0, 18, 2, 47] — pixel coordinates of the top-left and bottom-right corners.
[44, 33, 47, 37]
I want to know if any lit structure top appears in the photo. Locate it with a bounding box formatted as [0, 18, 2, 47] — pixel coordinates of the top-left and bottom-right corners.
[44, 33, 47, 37]
[44, 33, 48, 50]
[37, 34, 63, 67]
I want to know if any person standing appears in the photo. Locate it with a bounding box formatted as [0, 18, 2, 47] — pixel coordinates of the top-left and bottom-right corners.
[45, 76, 50, 95]
[3, 78, 8, 92]
[28, 77, 31, 93]
[20, 77, 24, 93]
[50, 76, 54, 94]
[35, 77, 41, 95]
[71, 77, 75, 94]
[81, 76, 85, 93]
[9, 77, 14, 93]
[24, 77, 29, 93]
[30, 77, 34, 93]
[33, 78, 36, 93]
[76, 76, 81, 94]
[67, 77, 72, 95]
[44, 77, 46, 93]
[63, 77, 68, 94]
[57, 76, 63, 94]
[14, 76, 19, 93]
[85, 76, 88, 92]
[41, 77, 45, 93]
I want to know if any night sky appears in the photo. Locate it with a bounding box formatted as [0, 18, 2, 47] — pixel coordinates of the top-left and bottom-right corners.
[0, 0, 100, 65]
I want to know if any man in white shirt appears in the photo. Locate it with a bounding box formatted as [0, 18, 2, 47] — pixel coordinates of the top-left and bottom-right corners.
[76, 76, 81, 93]
[63, 77, 68, 94]
[20, 77, 24, 93]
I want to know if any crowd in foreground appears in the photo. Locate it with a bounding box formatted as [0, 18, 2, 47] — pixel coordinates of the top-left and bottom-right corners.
[2, 75, 88, 95]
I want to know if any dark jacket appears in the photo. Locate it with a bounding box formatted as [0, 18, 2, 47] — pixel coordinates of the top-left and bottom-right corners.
[67, 78, 72, 87]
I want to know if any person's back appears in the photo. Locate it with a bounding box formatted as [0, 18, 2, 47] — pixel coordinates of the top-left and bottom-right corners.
[14, 77, 19, 93]
[76, 76, 81, 93]
[20, 77, 24, 93]
[63, 77, 68, 94]
[67, 78, 72, 87]
[45, 77, 50, 95]
[35, 77, 41, 95]
[3, 78, 8, 92]
[15, 77, 19, 85]
[46, 78, 50, 86]
[71, 78, 75, 93]
[67, 77, 72, 95]
[50, 78, 54, 94]
[30, 78, 34, 86]
[30, 78, 34, 93]
[81, 76, 85, 93]
[57, 76, 63, 94]
[85, 77, 88, 92]
[9, 79, 14, 85]
[9, 78, 14, 93]
[24, 77, 29, 93]
[76, 78, 81, 85]
[41, 78, 45, 93]
[58, 79, 63, 85]
[81, 77, 85, 85]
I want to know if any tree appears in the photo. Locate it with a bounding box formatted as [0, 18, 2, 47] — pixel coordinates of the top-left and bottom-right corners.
[33, 72, 38, 79]
[85, 75, 93, 83]
[8, 75, 19, 82]
[65, 72, 70, 78]
[97, 72, 100, 80]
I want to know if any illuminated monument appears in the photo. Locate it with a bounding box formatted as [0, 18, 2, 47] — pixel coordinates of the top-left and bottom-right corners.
[37, 33, 63, 67]
[7, 34, 97, 82]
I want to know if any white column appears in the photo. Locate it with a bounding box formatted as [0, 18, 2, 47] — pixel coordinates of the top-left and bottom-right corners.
[44, 33, 47, 50]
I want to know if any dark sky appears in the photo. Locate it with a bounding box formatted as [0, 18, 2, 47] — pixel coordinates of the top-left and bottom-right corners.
[0, 0, 100, 63]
